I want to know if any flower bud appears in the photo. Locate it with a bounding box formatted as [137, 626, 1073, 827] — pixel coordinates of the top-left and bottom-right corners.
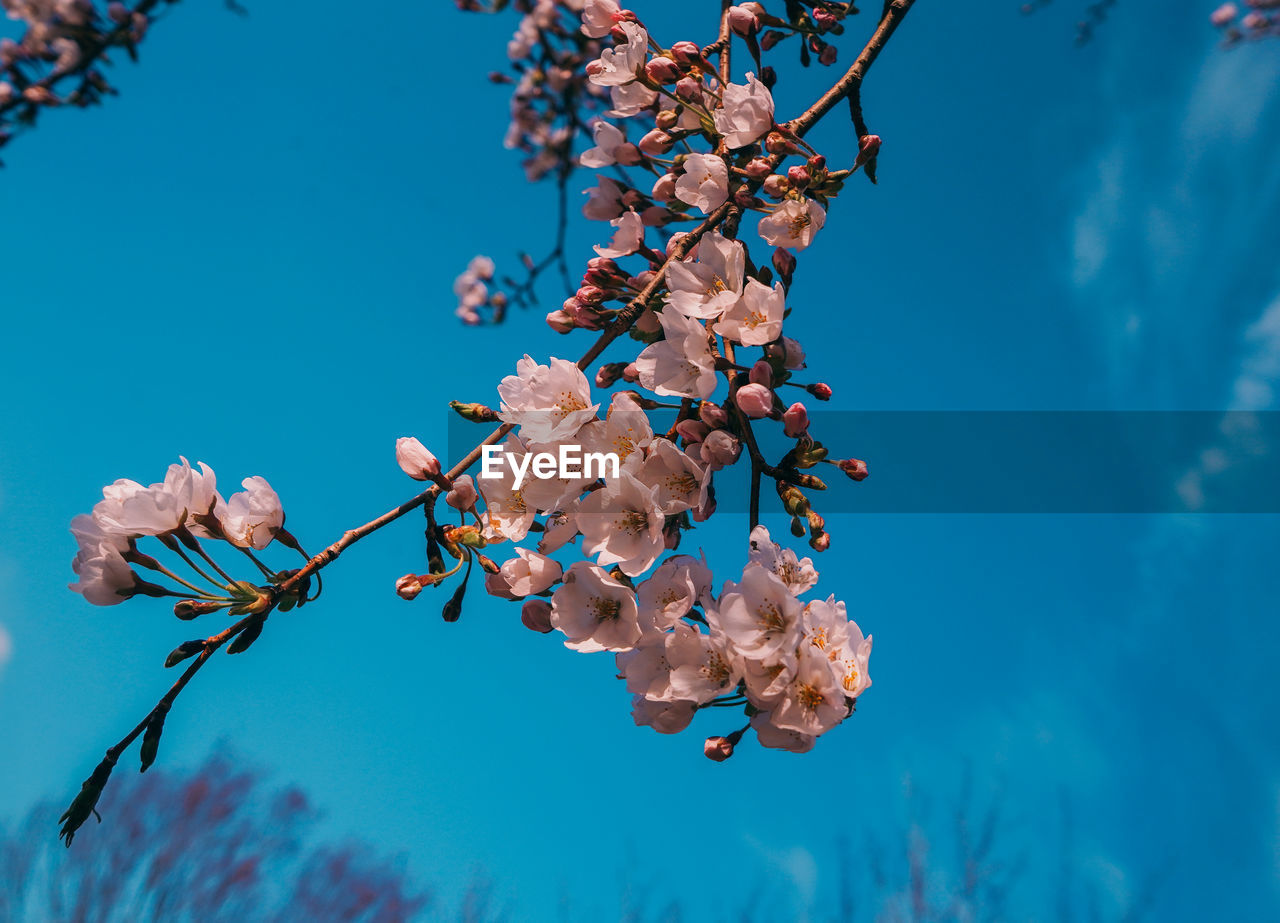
[615, 142, 644, 166]
[772, 247, 797, 285]
[546, 309, 575, 333]
[778, 483, 810, 516]
[855, 134, 882, 170]
[735, 383, 774, 418]
[807, 382, 833, 401]
[837, 458, 870, 481]
[704, 735, 735, 761]
[674, 75, 703, 103]
[767, 335, 806, 369]
[728, 5, 760, 36]
[484, 571, 519, 601]
[577, 284, 607, 305]
[638, 129, 674, 155]
[665, 232, 691, 258]
[663, 517, 683, 550]
[700, 429, 742, 468]
[645, 55, 681, 84]
[173, 599, 224, 620]
[762, 174, 790, 199]
[818, 44, 838, 66]
[744, 157, 773, 180]
[107, 2, 129, 24]
[782, 402, 809, 437]
[790, 515, 806, 537]
[764, 131, 799, 155]
[623, 362, 640, 382]
[450, 401, 501, 422]
[395, 574, 425, 601]
[670, 40, 708, 69]
[675, 418, 711, 444]
[596, 362, 628, 388]
[521, 598, 554, 633]
[809, 531, 830, 552]
[655, 108, 678, 131]
[813, 7, 838, 30]
[396, 436, 441, 481]
[1210, 3, 1237, 26]
[749, 360, 773, 386]
[444, 524, 487, 548]
[698, 401, 729, 428]
[651, 172, 677, 201]
[786, 165, 811, 189]
[761, 29, 784, 51]
[734, 187, 762, 209]
[446, 474, 478, 511]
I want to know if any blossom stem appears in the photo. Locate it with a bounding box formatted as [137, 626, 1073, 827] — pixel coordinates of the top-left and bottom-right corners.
[177, 528, 238, 585]
[158, 534, 229, 592]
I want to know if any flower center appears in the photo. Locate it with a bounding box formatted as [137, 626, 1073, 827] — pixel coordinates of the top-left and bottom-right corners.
[617, 509, 649, 535]
[787, 214, 812, 237]
[756, 601, 787, 633]
[797, 683, 825, 712]
[589, 595, 621, 622]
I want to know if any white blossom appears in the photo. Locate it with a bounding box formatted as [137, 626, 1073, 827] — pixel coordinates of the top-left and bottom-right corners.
[748, 524, 819, 594]
[497, 355, 599, 444]
[580, 0, 620, 38]
[713, 277, 785, 346]
[758, 197, 826, 251]
[710, 563, 804, 659]
[221, 476, 284, 550]
[674, 153, 729, 213]
[635, 310, 718, 399]
[593, 209, 645, 258]
[551, 561, 642, 652]
[580, 120, 625, 167]
[664, 231, 745, 320]
[588, 21, 647, 87]
[577, 468, 666, 576]
[713, 72, 774, 149]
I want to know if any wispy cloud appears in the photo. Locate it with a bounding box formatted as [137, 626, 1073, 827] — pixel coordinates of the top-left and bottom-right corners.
[0, 623, 11, 680]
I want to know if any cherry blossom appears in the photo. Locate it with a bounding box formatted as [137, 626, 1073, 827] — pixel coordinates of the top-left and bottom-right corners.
[489, 547, 563, 598]
[639, 437, 705, 514]
[664, 231, 745, 320]
[758, 197, 827, 251]
[587, 21, 647, 87]
[635, 309, 718, 399]
[631, 695, 697, 734]
[582, 175, 626, 221]
[710, 563, 804, 659]
[68, 515, 138, 607]
[674, 153, 729, 213]
[577, 468, 666, 576]
[550, 561, 643, 652]
[748, 524, 819, 594]
[713, 277, 785, 345]
[580, 0, 620, 38]
[221, 477, 285, 550]
[593, 209, 645, 258]
[713, 72, 775, 149]
[497, 355, 599, 443]
[579, 119, 625, 167]
[635, 553, 713, 633]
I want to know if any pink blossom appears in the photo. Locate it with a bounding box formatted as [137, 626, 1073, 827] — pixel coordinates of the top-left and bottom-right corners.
[579, 120, 626, 168]
[581, 0, 621, 37]
[713, 277, 785, 346]
[782, 402, 809, 437]
[593, 209, 645, 258]
[395, 437, 441, 481]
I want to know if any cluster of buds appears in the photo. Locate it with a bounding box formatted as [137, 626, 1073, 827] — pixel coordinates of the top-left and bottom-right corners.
[0, 0, 156, 158]
[1210, 1, 1280, 42]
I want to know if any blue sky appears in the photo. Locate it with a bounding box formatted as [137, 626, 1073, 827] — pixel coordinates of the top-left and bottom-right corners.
[2, 1, 1279, 919]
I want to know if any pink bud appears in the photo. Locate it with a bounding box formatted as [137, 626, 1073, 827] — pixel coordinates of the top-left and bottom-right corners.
[744, 157, 773, 180]
[446, 474, 478, 511]
[787, 165, 811, 189]
[698, 401, 729, 428]
[651, 172, 677, 201]
[484, 571, 519, 601]
[762, 174, 789, 199]
[838, 458, 869, 481]
[807, 382, 832, 401]
[767, 335, 806, 369]
[810, 532, 831, 552]
[645, 55, 681, 84]
[782, 402, 809, 438]
[669, 40, 707, 68]
[521, 598, 554, 633]
[675, 419, 711, 444]
[666, 232, 691, 258]
[807, 154, 827, 172]
[728, 5, 760, 36]
[818, 44, 838, 66]
[772, 247, 797, 283]
[396, 437, 441, 481]
[577, 284, 606, 304]
[761, 30, 783, 51]
[749, 360, 773, 386]
[813, 7, 838, 30]
[700, 430, 741, 468]
[735, 383, 774, 418]
[704, 736, 735, 761]
[546, 309, 575, 333]
[855, 134, 882, 169]
[674, 76, 703, 103]
[395, 574, 424, 601]
[623, 362, 640, 382]
[639, 129, 674, 155]
[615, 142, 644, 166]
[587, 256, 621, 275]
[1242, 10, 1266, 28]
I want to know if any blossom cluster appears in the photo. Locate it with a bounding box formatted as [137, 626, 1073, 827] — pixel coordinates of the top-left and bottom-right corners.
[0, 0, 155, 155]
[395, 346, 871, 753]
[1210, 1, 1280, 43]
[68, 457, 306, 619]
